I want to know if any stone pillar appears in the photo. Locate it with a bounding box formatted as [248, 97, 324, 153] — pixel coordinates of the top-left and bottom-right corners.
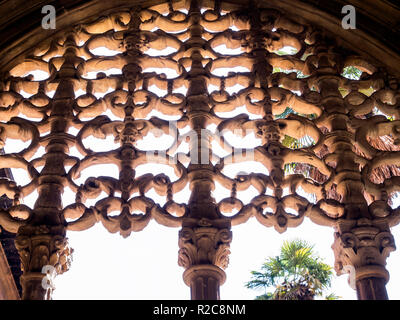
[307, 33, 396, 299]
[176, 0, 233, 300]
[184, 265, 226, 300]
[15, 32, 78, 299]
[0, 183, 22, 297]
[356, 278, 388, 300]
[178, 219, 231, 300]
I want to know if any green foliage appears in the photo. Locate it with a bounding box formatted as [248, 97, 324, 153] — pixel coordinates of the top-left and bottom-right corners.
[245, 239, 335, 300]
[359, 87, 374, 97]
[274, 107, 294, 120]
[272, 67, 308, 79]
[281, 135, 300, 149]
[325, 293, 341, 300]
[283, 162, 298, 176]
[255, 293, 274, 300]
[342, 66, 362, 80]
[338, 87, 348, 97]
[275, 47, 298, 56]
[274, 107, 317, 121]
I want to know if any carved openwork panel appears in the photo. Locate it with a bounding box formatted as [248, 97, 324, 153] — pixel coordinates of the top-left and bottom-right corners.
[0, 0, 399, 299]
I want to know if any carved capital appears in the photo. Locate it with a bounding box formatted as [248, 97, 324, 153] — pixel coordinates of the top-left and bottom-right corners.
[15, 225, 73, 299]
[178, 226, 232, 270]
[332, 219, 395, 283]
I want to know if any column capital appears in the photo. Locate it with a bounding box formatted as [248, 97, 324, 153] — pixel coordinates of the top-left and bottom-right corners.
[332, 218, 395, 295]
[15, 224, 72, 299]
[178, 224, 232, 270]
[178, 218, 232, 300]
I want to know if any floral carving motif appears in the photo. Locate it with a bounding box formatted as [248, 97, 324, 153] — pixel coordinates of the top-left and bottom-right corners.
[332, 219, 395, 284]
[178, 227, 232, 270]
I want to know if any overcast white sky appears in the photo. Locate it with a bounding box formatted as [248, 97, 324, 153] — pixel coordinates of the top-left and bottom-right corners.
[50, 210, 400, 300]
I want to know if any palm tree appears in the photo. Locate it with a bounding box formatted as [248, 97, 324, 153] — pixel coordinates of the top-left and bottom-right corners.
[245, 239, 336, 300]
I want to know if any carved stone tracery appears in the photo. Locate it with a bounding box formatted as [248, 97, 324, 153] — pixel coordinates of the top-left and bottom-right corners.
[0, 0, 398, 299]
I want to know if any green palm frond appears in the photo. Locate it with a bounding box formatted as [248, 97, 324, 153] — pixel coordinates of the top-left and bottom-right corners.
[325, 293, 341, 300]
[282, 135, 300, 149]
[275, 107, 294, 120]
[246, 239, 335, 300]
[255, 293, 274, 300]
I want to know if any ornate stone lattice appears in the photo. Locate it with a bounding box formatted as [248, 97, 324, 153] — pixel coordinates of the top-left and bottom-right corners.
[0, 0, 399, 299]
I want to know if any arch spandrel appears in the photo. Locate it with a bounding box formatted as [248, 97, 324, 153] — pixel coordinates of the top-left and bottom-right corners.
[0, 0, 399, 76]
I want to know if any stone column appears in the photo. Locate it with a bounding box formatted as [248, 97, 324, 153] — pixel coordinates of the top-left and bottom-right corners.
[0, 194, 22, 297]
[177, 0, 232, 300]
[15, 32, 78, 299]
[179, 219, 231, 300]
[308, 33, 396, 299]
